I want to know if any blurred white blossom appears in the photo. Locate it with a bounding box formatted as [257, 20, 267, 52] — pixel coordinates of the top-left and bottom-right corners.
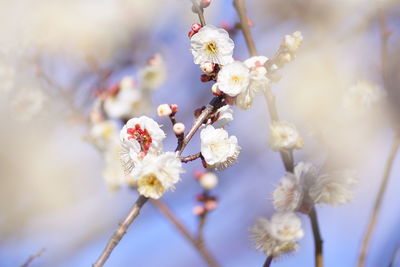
[268, 121, 303, 151]
[273, 173, 303, 212]
[199, 172, 218, 190]
[343, 80, 384, 110]
[251, 212, 303, 257]
[138, 54, 166, 91]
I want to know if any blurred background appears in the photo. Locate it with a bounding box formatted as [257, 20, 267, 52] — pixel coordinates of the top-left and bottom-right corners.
[1, 0, 400, 266]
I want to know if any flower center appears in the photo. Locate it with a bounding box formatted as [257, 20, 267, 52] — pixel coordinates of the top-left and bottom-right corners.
[206, 42, 218, 54]
[127, 124, 153, 152]
[231, 75, 241, 83]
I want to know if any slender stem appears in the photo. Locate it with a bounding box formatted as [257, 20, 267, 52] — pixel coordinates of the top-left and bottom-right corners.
[233, 0, 258, 57]
[309, 207, 324, 267]
[150, 199, 220, 267]
[180, 153, 202, 163]
[197, 212, 207, 244]
[263, 256, 273, 267]
[357, 133, 400, 267]
[20, 248, 46, 267]
[176, 96, 223, 155]
[93, 195, 148, 267]
[191, 0, 206, 26]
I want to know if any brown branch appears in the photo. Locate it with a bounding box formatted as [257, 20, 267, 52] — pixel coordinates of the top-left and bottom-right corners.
[197, 212, 207, 244]
[263, 255, 273, 267]
[309, 207, 323, 267]
[357, 133, 400, 267]
[19, 248, 46, 267]
[180, 153, 202, 163]
[151, 199, 219, 267]
[176, 95, 224, 155]
[233, 0, 258, 57]
[191, 0, 206, 26]
[93, 195, 148, 267]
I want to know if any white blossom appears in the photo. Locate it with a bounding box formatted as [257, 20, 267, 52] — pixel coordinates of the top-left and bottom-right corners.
[120, 116, 166, 156]
[283, 31, 303, 53]
[133, 152, 184, 199]
[89, 120, 119, 151]
[190, 25, 234, 65]
[10, 87, 46, 121]
[138, 54, 166, 90]
[199, 172, 218, 190]
[200, 125, 241, 170]
[269, 212, 304, 241]
[343, 80, 384, 110]
[273, 173, 303, 212]
[309, 170, 357, 205]
[217, 61, 250, 97]
[104, 77, 149, 119]
[251, 213, 303, 257]
[268, 121, 303, 151]
[293, 162, 357, 206]
[102, 141, 131, 191]
[212, 105, 234, 128]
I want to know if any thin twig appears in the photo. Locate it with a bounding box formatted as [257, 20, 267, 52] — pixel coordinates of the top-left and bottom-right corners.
[233, 0, 258, 57]
[180, 153, 202, 163]
[197, 212, 207, 244]
[191, 0, 206, 26]
[151, 199, 220, 267]
[357, 133, 400, 267]
[19, 248, 46, 267]
[263, 255, 273, 267]
[176, 95, 224, 155]
[309, 207, 323, 267]
[93, 195, 149, 267]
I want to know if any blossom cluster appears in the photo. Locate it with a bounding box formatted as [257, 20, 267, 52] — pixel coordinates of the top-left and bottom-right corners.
[87, 54, 167, 190]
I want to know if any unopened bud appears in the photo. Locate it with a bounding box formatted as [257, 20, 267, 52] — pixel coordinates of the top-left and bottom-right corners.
[173, 122, 185, 135]
[200, 74, 211, 82]
[211, 83, 221, 96]
[192, 205, 206, 216]
[200, 0, 211, 8]
[157, 104, 172, 118]
[200, 61, 214, 74]
[170, 104, 178, 115]
[199, 172, 218, 190]
[194, 170, 205, 180]
[188, 30, 196, 38]
[205, 200, 218, 211]
[191, 23, 202, 32]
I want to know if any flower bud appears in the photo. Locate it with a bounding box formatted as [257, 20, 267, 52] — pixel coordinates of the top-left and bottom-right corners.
[211, 83, 222, 96]
[191, 23, 202, 32]
[173, 122, 185, 135]
[200, 74, 211, 82]
[170, 104, 178, 115]
[192, 205, 206, 216]
[205, 199, 218, 211]
[188, 29, 196, 38]
[199, 172, 218, 190]
[200, 0, 211, 8]
[194, 170, 205, 180]
[200, 61, 214, 74]
[157, 104, 172, 118]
